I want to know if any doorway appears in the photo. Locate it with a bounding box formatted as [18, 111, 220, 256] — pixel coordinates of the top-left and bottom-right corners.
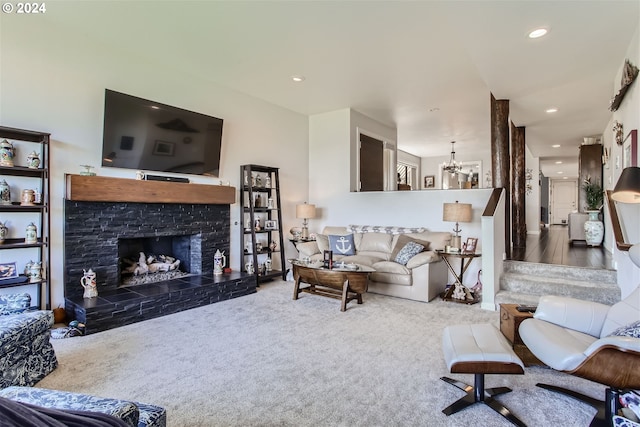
[550, 179, 578, 225]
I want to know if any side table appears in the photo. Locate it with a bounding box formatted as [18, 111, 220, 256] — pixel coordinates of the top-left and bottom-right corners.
[499, 304, 545, 367]
[436, 250, 481, 304]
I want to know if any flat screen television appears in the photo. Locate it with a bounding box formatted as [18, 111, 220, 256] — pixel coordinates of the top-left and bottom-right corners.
[102, 89, 223, 176]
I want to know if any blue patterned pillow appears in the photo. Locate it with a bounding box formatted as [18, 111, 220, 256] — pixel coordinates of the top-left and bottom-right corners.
[609, 320, 640, 338]
[0, 293, 31, 315]
[394, 241, 425, 265]
[328, 234, 356, 256]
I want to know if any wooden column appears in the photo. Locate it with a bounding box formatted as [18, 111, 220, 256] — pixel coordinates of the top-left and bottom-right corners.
[491, 93, 511, 257]
[511, 123, 526, 248]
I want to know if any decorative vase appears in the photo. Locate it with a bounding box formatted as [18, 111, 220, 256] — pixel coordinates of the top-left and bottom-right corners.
[81, 268, 98, 298]
[584, 210, 604, 246]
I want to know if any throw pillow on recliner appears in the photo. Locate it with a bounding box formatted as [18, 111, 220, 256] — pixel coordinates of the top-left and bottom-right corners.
[609, 320, 640, 338]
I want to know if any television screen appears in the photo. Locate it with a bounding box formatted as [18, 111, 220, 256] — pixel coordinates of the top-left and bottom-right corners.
[102, 89, 223, 176]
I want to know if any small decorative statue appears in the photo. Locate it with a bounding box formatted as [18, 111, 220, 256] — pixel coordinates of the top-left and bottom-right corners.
[24, 260, 33, 277]
[0, 221, 7, 244]
[25, 222, 37, 244]
[0, 179, 11, 205]
[26, 151, 40, 169]
[267, 198, 274, 209]
[265, 257, 272, 272]
[81, 268, 98, 298]
[269, 241, 277, 252]
[265, 174, 271, 188]
[245, 260, 254, 274]
[0, 140, 15, 167]
[213, 249, 226, 275]
[135, 170, 145, 180]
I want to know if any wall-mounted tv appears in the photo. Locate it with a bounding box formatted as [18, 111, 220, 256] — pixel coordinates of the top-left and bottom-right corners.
[102, 89, 223, 176]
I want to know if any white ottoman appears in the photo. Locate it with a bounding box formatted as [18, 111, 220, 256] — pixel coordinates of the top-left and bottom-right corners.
[441, 323, 526, 426]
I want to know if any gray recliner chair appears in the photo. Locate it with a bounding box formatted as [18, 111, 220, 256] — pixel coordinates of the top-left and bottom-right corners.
[519, 285, 640, 426]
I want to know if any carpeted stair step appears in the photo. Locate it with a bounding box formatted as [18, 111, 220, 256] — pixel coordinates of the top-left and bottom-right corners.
[497, 261, 620, 306]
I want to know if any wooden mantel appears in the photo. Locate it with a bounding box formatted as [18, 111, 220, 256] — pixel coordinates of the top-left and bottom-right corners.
[65, 174, 236, 204]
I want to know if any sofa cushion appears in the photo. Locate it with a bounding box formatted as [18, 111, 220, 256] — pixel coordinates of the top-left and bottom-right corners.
[0, 311, 54, 358]
[358, 232, 394, 253]
[390, 235, 430, 260]
[372, 260, 411, 275]
[0, 294, 31, 315]
[339, 255, 384, 267]
[406, 251, 441, 268]
[394, 241, 425, 265]
[370, 270, 412, 286]
[328, 234, 356, 256]
[316, 234, 329, 252]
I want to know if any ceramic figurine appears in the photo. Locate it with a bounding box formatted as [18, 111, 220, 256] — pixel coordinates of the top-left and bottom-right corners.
[0, 179, 11, 205]
[25, 222, 37, 244]
[214, 249, 226, 275]
[0, 221, 7, 244]
[20, 189, 35, 206]
[135, 170, 145, 180]
[0, 140, 15, 167]
[267, 198, 274, 209]
[245, 260, 254, 274]
[81, 268, 98, 298]
[269, 241, 277, 252]
[244, 171, 249, 186]
[256, 174, 262, 187]
[265, 258, 272, 272]
[26, 151, 40, 169]
[80, 165, 96, 176]
[24, 260, 33, 277]
[29, 262, 42, 283]
[265, 174, 271, 188]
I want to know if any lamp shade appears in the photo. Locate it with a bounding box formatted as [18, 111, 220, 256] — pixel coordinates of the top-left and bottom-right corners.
[296, 203, 316, 219]
[443, 201, 472, 223]
[611, 167, 640, 203]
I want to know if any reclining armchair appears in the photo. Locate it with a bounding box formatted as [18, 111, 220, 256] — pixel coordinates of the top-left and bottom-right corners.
[519, 286, 640, 426]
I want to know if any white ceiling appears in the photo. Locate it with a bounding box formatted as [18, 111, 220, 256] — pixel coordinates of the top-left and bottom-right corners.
[42, 0, 640, 178]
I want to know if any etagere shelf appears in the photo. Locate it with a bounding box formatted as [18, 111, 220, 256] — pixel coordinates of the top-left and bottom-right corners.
[239, 165, 286, 284]
[0, 126, 51, 310]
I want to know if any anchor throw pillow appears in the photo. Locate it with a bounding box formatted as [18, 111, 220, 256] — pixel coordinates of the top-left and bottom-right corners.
[328, 234, 356, 256]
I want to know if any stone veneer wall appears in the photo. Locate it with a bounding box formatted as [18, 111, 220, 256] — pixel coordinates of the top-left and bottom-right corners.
[64, 200, 230, 299]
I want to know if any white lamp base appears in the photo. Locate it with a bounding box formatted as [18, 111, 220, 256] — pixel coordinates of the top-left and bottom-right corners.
[451, 235, 461, 249]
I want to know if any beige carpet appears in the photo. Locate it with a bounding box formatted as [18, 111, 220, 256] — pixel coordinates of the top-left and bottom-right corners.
[38, 281, 602, 426]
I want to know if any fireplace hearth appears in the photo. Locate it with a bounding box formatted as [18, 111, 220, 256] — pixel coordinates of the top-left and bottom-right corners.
[63, 176, 255, 334]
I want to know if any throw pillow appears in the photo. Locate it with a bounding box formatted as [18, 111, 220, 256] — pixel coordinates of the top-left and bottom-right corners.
[328, 234, 356, 256]
[390, 234, 430, 260]
[0, 293, 31, 315]
[394, 241, 425, 265]
[316, 234, 330, 252]
[609, 320, 640, 338]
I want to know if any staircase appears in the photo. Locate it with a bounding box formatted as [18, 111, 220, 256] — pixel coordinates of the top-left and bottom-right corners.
[495, 260, 620, 306]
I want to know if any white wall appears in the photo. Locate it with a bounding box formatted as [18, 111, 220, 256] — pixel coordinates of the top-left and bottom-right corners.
[0, 15, 309, 306]
[525, 146, 541, 234]
[607, 26, 640, 298]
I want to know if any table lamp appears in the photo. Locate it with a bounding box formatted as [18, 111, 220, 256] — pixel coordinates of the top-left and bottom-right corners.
[296, 202, 316, 239]
[443, 201, 472, 249]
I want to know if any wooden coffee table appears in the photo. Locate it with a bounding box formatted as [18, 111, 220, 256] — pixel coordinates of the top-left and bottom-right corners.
[291, 260, 374, 311]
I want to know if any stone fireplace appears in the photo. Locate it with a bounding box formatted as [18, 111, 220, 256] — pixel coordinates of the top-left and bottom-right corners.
[63, 175, 256, 334]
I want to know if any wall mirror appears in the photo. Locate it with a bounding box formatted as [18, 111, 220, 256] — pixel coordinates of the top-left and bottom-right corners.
[440, 161, 482, 189]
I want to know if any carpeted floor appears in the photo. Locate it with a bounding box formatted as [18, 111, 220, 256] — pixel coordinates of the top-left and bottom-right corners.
[38, 281, 602, 426]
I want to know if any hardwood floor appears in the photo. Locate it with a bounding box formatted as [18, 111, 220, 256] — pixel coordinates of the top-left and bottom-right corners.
[511, 225, 614, 270]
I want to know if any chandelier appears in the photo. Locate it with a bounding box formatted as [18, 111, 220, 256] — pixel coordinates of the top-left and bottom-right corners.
[442, 141, 462, 174]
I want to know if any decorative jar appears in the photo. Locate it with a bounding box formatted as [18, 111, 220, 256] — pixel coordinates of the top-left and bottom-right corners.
[0, 221, 7, 244]
[0, 179, 11, 205]
[0, 140, 15, 167]
[25, 222, 37, 244]
[29, 262, 42, 283]
[26, 151, 40, 169]
[213, 249, 226, 275]
[20, 189, 35, 206]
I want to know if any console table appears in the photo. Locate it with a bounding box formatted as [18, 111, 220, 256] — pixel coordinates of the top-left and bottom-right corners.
[436, 250, 481, 304]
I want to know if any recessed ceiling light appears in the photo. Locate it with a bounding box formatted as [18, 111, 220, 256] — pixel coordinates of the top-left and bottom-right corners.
[557, 171, 564, 174]
[528, 28, 548, 39]
[291, 75, 305, 83]
[552, 144, 561, 148]
[563, 177, 568, 179]
[546, 107, 558, 113]
[555, 161, 563, 164]
[150, 105, 160, 110]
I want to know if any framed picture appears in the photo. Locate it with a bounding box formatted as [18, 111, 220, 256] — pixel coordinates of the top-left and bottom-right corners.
[463, 238, 478, 254]
[0, 262, 18, 280]
[424, 175, 435, 189]
[265, 219, 278, 230]
[623, 129, 637, 168]
[153, 140, 175, 156]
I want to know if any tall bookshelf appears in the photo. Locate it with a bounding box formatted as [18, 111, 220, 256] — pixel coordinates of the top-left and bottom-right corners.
[239, 165, 286, 284]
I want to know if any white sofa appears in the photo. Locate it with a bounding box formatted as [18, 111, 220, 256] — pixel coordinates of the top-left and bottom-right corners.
[295, 225, 451, 302]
